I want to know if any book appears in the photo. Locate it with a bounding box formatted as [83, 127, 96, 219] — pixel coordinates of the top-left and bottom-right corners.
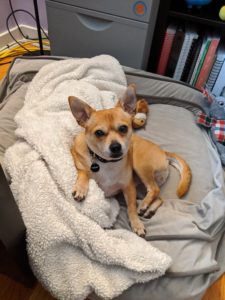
[212, 58, 225, 96]
[189, 39, 207, 85]
[166, 27, 185, 77]
[195, 37, 220, 91]
[156, 24, 176, 75]
[207, 47, 225, 91]
[190, 38, 211, 86]
[173, 28, 198, 80]
[181, 35, 200, 82]
[186, 37, 202, 83]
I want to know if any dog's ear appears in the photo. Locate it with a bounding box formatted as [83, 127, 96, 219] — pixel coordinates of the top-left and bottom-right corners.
[68, 96, 95, 127]
[117, 84, 137, 115]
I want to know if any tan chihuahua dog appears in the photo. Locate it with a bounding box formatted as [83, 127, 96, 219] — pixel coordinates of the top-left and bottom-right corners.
[68, 85, 191, 237]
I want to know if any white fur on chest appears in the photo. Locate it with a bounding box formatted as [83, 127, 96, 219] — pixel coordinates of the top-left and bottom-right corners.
[91, 160, 130, 197]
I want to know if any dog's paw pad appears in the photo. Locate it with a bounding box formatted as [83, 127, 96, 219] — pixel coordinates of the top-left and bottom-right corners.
[138, 208, 146, 216]
[72, 186, 87, 202]
[136, 227, 146, 238]
[137, 205, 149, 216]
[72, 192, 85, 202]
[144, 210, 155, 219]
[131, 220, 146, 238]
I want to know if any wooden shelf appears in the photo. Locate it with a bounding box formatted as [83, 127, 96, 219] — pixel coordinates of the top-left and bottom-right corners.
[148, 0, 225, 73]
[169, 10, 225, 29]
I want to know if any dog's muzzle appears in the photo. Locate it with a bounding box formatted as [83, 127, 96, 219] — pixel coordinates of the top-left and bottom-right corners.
[109, 142, 123, 158]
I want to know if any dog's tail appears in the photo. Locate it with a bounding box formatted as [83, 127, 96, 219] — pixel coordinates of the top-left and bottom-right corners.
[166, 152, 192, 198]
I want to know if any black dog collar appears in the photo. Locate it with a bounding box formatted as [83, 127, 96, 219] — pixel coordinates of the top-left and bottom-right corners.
[88, 147, 123, 164]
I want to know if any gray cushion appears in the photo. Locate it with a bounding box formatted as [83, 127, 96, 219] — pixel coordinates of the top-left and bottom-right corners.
[0, 84, 28, 164]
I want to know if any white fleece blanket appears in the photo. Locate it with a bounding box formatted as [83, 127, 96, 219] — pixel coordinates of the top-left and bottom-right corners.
[4, 55, 171, 300]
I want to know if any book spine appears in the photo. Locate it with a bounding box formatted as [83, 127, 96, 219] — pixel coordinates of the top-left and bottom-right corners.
[187, 38, 202, 83]
[192, 39, 211, 86]
[206, 58, 224, 91]
[189, 40, 206, 85]
[212, 59, 225, 96]
[173, 33, 195, 80]
[166, 28, 184, 77]
[195, 38, 220, 90]
[156, 28, 176, 75]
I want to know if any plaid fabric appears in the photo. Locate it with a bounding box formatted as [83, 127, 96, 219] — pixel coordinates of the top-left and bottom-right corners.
[214, 120, 225, 143]
[197, 112, 217, 127]
[197, 112, 225, 143]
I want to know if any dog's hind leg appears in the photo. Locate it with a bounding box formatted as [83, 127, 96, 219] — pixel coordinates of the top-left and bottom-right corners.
[134, 163, 160, 215]
[132, 134, 168, 217]
[137, 178, 160, 216]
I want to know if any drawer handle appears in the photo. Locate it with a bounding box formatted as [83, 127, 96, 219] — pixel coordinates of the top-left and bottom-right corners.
[77, 13, 113, 31]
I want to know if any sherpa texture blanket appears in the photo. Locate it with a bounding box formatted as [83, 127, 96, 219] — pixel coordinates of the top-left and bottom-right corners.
[4, 55, 171, 300]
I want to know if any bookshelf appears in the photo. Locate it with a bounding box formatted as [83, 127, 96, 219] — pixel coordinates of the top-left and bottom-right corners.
[148, 0, 225, 93]
[169, 0, 225, 27]
[168, 11, 225, 29]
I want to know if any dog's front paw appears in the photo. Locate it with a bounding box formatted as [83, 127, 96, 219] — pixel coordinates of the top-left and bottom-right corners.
[72, 184, 88, 202]
[130, 218, 146, 238]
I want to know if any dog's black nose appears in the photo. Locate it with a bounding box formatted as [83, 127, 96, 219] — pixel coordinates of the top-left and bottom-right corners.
[110, 142, 122, 154]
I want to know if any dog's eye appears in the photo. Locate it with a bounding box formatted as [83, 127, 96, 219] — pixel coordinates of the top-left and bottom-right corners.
[118, 125, 128, 134]
[95, 130, 105, 137]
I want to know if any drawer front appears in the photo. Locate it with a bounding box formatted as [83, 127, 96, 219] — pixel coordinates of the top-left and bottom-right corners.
[47, 0, 159, 23]
[47, 1, 150, 69]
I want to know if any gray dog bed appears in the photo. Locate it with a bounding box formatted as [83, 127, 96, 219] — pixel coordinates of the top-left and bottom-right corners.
[0, 56, 225, 300]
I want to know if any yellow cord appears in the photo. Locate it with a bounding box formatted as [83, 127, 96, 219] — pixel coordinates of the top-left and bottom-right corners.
[0, 40, 50, 60]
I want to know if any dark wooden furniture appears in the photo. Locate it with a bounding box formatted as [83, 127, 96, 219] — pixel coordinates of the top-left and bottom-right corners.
[148, 0, 225, 73]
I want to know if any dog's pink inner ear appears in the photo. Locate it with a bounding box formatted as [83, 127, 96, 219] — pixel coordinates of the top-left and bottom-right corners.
[68, 96, 94, 126]
[120, 85, 137, 115]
